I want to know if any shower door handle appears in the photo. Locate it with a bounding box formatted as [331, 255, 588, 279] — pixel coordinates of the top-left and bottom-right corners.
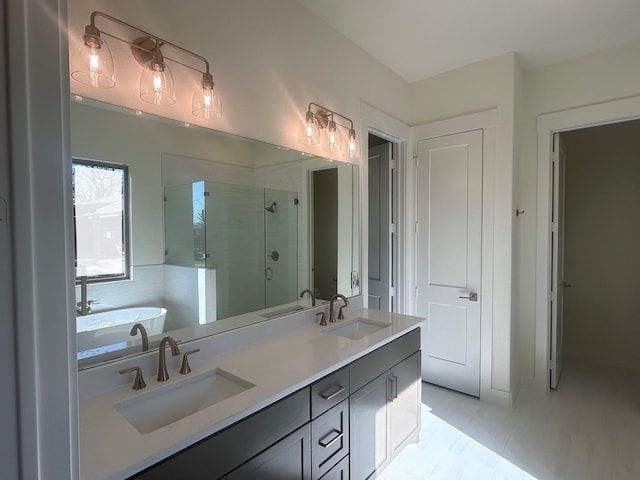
[265, 267, 273, 280]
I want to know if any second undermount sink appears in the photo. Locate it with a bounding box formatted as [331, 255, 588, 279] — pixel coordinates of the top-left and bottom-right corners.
[115, 369, 255, 434]
[323, 317, 390, 340]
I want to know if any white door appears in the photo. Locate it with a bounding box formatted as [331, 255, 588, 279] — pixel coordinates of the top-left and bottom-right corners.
[416, 130, 483, 397]
[550, 133, 567, 389]
[368, 143, 393, 311]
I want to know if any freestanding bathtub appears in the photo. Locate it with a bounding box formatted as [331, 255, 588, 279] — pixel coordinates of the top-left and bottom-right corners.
[76, 307, 167, 352]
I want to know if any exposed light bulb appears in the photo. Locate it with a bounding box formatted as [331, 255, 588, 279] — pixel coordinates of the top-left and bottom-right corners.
[139, 52, 176, 106]
[299, 111, 320, 145]
[306, 123, 315, 139]
[322, 119, 342, 154]
[192, 73, 221, 119]
[88, 50, 101, 86]
[153, 71, 162, 92]
[345, 128, 359, 158]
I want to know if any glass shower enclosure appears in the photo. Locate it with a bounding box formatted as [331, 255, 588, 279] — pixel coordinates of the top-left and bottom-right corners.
[164, 181, 298, 321]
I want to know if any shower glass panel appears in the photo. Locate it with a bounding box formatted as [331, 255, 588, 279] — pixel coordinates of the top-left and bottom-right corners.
[164, 181, 298, 322]
[264, 188, 298, 308]
[206, 183, 265, 319]
[164, 181, 207, 267]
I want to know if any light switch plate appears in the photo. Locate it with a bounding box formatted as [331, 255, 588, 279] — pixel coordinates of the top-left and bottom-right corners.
[351, 271, 360, 288]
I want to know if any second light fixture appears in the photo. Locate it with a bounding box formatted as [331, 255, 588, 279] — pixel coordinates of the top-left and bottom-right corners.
[299, 103, 359, 158]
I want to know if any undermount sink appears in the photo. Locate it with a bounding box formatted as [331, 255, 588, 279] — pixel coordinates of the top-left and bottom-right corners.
[115, 369, 255, 434]
[323, 317, 390, 340]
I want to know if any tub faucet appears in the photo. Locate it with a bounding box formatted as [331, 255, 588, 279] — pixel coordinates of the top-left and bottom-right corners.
[130, 323, 149, 352]
[75, 275, 97, 316]
[329, 294, 348, 323]
[157, 336, 180, 381]
[299, 288, 316, 306]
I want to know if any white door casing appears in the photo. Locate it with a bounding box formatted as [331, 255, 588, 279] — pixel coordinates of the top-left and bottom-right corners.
[536, 96, 640, 392]
[550, 134, 566, 389]
[416, 130, 483, 397]
[368, 143, 393, 311]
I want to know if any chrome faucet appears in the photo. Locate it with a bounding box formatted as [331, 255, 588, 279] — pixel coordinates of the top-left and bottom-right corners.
[299, 288, 316, 306]
[329, 294, 348, 323]
[130, 323, 149, 352]
[75, 275, 96, 316]
[157, 336, 180, 381]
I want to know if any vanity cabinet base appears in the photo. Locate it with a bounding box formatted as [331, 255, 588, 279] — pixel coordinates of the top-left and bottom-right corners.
[128, 328, 420, 480]
[349, 336, 421, 480]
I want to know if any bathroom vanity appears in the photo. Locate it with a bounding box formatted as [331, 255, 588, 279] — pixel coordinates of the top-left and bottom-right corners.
[78, 309, 423, 479]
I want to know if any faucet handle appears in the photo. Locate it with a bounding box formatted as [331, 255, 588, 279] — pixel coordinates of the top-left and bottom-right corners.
[338, 306, 346, 320]
[180, 349, 200, 374]
[316, 311, 327, 326]
[119, 366, 146, 390]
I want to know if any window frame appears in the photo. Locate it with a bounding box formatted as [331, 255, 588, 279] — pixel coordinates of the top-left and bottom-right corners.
[72, 157, 131, 284]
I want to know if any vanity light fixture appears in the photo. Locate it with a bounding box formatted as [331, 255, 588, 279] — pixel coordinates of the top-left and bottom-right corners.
[298, 103, 359, 158]
[70, 11, 222, 118]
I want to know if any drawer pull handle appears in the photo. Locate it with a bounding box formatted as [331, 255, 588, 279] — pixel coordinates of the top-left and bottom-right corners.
[319, 429, 344, 449]
[320, 384, 345, 401]
[392, 375, 398, 400]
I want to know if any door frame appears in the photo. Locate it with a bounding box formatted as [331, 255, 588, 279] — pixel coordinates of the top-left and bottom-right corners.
[360, 102, 411, 313]
[367, 141, 394, 311]
[536, 95, 640, 392]
[0, 4, 19, 477]
[411, 109, 500, 402]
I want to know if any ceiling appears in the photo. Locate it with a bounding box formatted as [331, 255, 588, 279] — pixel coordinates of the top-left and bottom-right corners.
[296, 0, 640, 83]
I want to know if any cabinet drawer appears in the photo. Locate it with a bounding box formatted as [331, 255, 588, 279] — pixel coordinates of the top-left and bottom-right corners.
[130, 388, 310, 479]
[319, 454, 349, 480]
[312, 399, 349, 479]
[311, 367, 349, 419]
[350, 328, 420, 393]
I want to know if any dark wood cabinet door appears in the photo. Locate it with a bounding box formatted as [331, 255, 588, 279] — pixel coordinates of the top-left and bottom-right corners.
[227, 424, 311, 480]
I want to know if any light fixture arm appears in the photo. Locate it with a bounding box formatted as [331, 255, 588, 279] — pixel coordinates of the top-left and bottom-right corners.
[306, 102, 354, 131]
[87, 11, 212, 78]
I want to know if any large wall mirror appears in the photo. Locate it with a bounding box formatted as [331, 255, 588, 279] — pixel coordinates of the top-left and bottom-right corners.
[72, 98, 360, 369]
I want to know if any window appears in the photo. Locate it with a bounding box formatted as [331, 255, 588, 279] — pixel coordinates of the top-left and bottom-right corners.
[72, 159, 130, 282]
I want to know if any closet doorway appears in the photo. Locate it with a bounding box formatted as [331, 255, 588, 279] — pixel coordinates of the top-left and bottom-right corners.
[552, 119, 640, 388]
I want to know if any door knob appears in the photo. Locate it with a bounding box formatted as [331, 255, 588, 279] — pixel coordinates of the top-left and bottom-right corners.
[459, 292, 478, 302]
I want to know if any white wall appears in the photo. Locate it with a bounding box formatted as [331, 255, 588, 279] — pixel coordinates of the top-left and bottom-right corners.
[562, 121, 640, 370]
[67, 0, 411, 162]
[517, 40, 640, 381]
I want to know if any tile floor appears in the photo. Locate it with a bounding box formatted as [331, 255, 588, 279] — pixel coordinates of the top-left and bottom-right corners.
[378, 359, 640, 480]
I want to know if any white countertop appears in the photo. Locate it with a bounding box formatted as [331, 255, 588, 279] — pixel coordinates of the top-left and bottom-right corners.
[79, 308, 424, 479]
